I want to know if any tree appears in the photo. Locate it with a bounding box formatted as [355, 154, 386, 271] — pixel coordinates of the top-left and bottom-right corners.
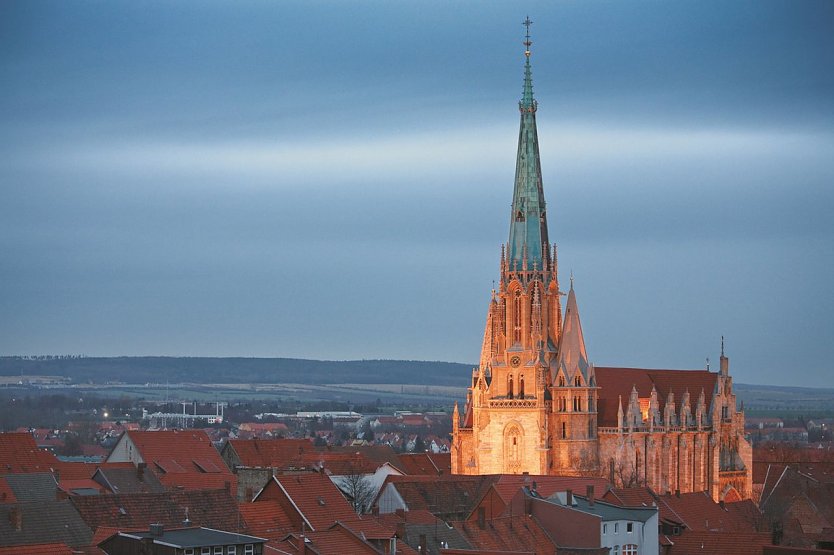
[335, 471, 376, 515]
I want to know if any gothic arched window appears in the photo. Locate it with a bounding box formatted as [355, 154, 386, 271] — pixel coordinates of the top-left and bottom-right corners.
[513, 289, 522, 344]
[508, 375, 514, 400]
[519, 375, 525, 399]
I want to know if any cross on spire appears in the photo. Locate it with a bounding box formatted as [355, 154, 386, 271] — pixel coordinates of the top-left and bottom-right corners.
[523, 16, 533, 57]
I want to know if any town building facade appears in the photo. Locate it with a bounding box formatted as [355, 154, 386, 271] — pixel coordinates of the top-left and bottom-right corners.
[451, 29, 752, 502]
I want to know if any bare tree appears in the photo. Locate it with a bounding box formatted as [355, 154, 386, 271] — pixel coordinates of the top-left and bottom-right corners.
[334, 471, 376, 515]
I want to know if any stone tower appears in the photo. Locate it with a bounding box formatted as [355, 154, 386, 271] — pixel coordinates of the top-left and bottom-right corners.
[452, 22, 569, 475]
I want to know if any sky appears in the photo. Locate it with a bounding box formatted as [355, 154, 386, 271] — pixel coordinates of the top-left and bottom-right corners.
[1, 1, 832, 387]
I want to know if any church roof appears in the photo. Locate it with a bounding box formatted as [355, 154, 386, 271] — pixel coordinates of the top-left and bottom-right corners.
[595, 367, 718, 427]
[556, 282, 590, 380]
[507, 30, 550, 270]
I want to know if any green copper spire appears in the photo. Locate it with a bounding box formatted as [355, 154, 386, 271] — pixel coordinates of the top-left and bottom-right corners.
[508, 16, 550, 271]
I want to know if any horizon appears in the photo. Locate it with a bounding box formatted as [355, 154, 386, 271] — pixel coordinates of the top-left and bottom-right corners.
[2, 2, 833, 388]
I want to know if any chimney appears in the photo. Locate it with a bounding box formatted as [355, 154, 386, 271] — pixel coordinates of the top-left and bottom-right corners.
[419, 533, 427, 554]
[566, 489, 573, 506]
[9, 507, 22, 531]
[372, 506, 380, 516]
[395, 508, 405, 519]
[137, 462, 146, 481]
[396, 521, 406, 541]
[477, 506, 486, 530]
[56, 489, 69, 501]
[149, 523, 164, 537]
[587, 485, 595, 507]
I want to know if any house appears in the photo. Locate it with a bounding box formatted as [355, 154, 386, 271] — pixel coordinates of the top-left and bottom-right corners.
[467, 474, 610, 524]
[0, 432, 60, 474]
[106, 430, 236, 493]
[374, 474, 496, 521]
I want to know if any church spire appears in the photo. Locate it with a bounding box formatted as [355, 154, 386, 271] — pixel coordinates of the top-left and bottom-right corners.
[556, 279, 590, 381]
[508, 16, 550, 271]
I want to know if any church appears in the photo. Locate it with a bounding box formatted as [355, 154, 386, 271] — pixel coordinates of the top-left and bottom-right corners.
[451, 27, 752, 502]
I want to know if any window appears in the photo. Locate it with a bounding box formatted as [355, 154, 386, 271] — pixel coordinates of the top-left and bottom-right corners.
[519, 375, 525, 398]
[227, 547, 236, 555]
[574, 375, 581, 386]
[603, 523, 608, 534]
[627, 522, 633, 533]
[214, 548, 223, 555]
[623, 545, 638, 555]
[558, 375, 565, 387]
[513, 290, 522, 344]
[202, 549, 211, 555]
[561, 422, 566, 439]
[614, 522, 619, 534]
[184, 550, 194, 555]
[613, 546, 620, 555]
[244, 546, 254, 555]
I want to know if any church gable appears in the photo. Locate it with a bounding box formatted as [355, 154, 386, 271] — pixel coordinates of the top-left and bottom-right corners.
[594, 367, 717, 427]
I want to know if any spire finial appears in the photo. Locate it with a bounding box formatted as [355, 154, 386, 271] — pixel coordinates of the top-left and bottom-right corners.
[523, 16, 533, 58]
[721, 335, 725, 357]
[570, 270, 574, 289]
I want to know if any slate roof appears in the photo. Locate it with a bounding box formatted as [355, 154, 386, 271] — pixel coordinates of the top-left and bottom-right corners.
[0, 501, 93, 548]
[0, 432, 59, 474]
[4, 472, 59, 502]
[595, 367, 718, 427]
[111, 526, 266, 548]
[71, 488, 245, 534]
[92, 465, 165, 494]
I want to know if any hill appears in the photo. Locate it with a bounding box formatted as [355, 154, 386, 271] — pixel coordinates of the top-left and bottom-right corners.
[0, 356, 473, 387]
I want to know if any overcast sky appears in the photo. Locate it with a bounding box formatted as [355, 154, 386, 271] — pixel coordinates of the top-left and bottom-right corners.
[1, 1, 832, 387]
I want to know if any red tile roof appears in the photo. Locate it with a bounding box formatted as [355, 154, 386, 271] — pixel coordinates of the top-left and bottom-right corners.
[158, 471, 237, 493]
[379, 474, 496, 518]
[0, 432, 59, 474]
[280, 523, 380, 554]
[239, 499, 296, 544]
[669, 531, 771, 555]
[658, 491, 756, 532]
[0, 543, 77, 554]
[119, 430, 231, 477]
[0, 478, 17, 504]
[491, 474, 609, 505]
[397, 453, 451, 475]
[454, 515, 556, 555]
[70, 488, 245, 534]
[595, 367, 718, 427]
[227, 438, 313, 468]
[268, 473, 358, 531]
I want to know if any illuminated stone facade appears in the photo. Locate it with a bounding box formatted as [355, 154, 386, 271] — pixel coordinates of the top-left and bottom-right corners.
[451, 40, 752, 502]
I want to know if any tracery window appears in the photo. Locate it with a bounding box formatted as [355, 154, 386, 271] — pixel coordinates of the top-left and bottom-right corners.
[574, 375, 581, 387]
[513, 289, 522, 344]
